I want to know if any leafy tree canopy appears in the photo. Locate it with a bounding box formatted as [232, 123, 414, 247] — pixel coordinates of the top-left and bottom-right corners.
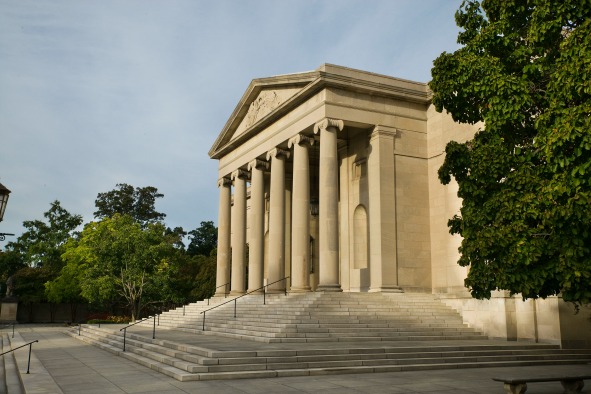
[6, 200, 82, 272]
[13, 266, 53, 304]
[61, 214, 181, 320]
[430, 0, 591, 306]
[187, 221, 217, 257]
[94, 183, 166, 226]
[0, 250, 26, 294]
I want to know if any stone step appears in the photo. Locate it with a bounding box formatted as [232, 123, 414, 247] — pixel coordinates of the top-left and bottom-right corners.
[68, 326, 591, 381]
[192, 325, 483, 339]
[0, 334, 24, 394]
[181, 320, 480, 332]
[197, 324, 478, 335]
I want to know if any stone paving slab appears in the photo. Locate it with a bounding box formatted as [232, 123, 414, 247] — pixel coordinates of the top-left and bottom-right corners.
[8, 325, 591, 393]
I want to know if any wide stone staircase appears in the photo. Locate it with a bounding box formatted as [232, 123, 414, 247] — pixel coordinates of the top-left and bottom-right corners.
[159, 292, 487, 342]
[67, 292, 591, 381]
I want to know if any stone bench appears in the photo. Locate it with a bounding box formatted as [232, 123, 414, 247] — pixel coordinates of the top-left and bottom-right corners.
[493, 375, 591, 394]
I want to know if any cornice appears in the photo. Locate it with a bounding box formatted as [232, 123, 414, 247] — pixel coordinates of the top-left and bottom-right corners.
[209, 64, 431, 160]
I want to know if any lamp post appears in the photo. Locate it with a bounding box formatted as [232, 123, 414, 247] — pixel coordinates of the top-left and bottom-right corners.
[0, 183, 14, 241]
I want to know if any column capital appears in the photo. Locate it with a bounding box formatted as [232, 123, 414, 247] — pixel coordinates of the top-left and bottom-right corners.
[231, 169, 250, 181]
[247, 159, 269, 171]
[370, 125, 398, 141]
[313, 118, 344, 135]
[266, 147, 290, 161]
[217, 176, 232, 188]
[288, 134, 314, 148]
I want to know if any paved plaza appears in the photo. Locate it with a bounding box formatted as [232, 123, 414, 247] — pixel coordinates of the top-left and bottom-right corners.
[8, 325, 590, 393]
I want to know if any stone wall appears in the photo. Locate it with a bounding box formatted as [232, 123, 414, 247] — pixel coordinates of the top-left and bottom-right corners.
[11, 303, 89, 323]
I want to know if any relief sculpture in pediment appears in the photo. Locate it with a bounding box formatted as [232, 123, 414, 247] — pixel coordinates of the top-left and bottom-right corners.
[244, 90, 282, 128]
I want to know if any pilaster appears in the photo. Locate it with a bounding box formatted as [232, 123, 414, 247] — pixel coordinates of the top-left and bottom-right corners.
[368, 125, 403, 293]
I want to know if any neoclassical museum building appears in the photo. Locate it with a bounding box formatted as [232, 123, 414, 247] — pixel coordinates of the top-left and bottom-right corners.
[209, 64, 590, 348]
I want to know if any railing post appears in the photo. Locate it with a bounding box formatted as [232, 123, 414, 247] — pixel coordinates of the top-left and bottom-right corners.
[26, 341, 38, 374]
[284, 277, 287, 296]
[78, 323, 81, 336]
[234, 298, 237, 318]
[157, 313, 160, 326]
[152, 315, 156, 339]
[264, 286, 266, 305]
[207, 298, 210, 306]
[12, 323, 14, 338]
[202, 311, 206, 331]
[183, 305, 185, 316]
[123, 328, 127, 352]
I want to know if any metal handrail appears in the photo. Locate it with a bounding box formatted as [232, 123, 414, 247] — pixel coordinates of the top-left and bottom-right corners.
[208, 282, 230, 306]
[200, 276, 290, 331]
[0, 339, 38, 374]
[0, 323, 15, 338]
[119, 314, 159, 352]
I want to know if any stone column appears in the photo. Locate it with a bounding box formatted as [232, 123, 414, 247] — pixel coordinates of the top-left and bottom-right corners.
[230, 169, 248, 296]
[215, 176, 232, 297]
[284, 178, 292, 291]
[288, 134, 314, 292]
[266, 148, 290, 292]
[247, 159, 268, 293]
[368, 125, 403, 292]
[313, 118, 343, 292]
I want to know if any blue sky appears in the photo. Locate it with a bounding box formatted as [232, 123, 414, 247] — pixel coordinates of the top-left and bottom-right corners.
[0, 0, 462, 245]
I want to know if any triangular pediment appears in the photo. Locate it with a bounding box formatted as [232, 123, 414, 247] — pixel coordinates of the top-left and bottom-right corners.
[231, 87, 302, 142]
[209, 64, 431, 159]
[209, 70, 318, 158]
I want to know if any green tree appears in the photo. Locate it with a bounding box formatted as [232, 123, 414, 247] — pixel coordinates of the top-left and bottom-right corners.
[430, 0, 591, 306]
[62, 214, 180, 320]
[13, 267, 53, 322]
[190, 251, 217, 300]
[94, 183, 166, 226]
[7, 200, 82, 271]
[187, 221, 217, 257]
[0, 250, 26, 295]
[45, 260, 85, 322]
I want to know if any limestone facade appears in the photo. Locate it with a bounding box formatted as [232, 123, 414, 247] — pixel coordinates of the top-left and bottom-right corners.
[209, 64, 591, 348]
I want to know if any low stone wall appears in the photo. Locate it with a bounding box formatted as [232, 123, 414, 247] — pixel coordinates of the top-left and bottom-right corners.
[10, 303, 90, 323]
[438, 292, 591, 349]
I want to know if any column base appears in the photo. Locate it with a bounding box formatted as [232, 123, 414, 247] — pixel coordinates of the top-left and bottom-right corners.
[266, 289, 287, 294]
[316, 284, 343, 292]
[289, 286, 312, 293]
[213, 291, 229, 298]
[229, 290, 245, 296]
[247, 289, 264, 294]
[369, 286, 404, 293]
